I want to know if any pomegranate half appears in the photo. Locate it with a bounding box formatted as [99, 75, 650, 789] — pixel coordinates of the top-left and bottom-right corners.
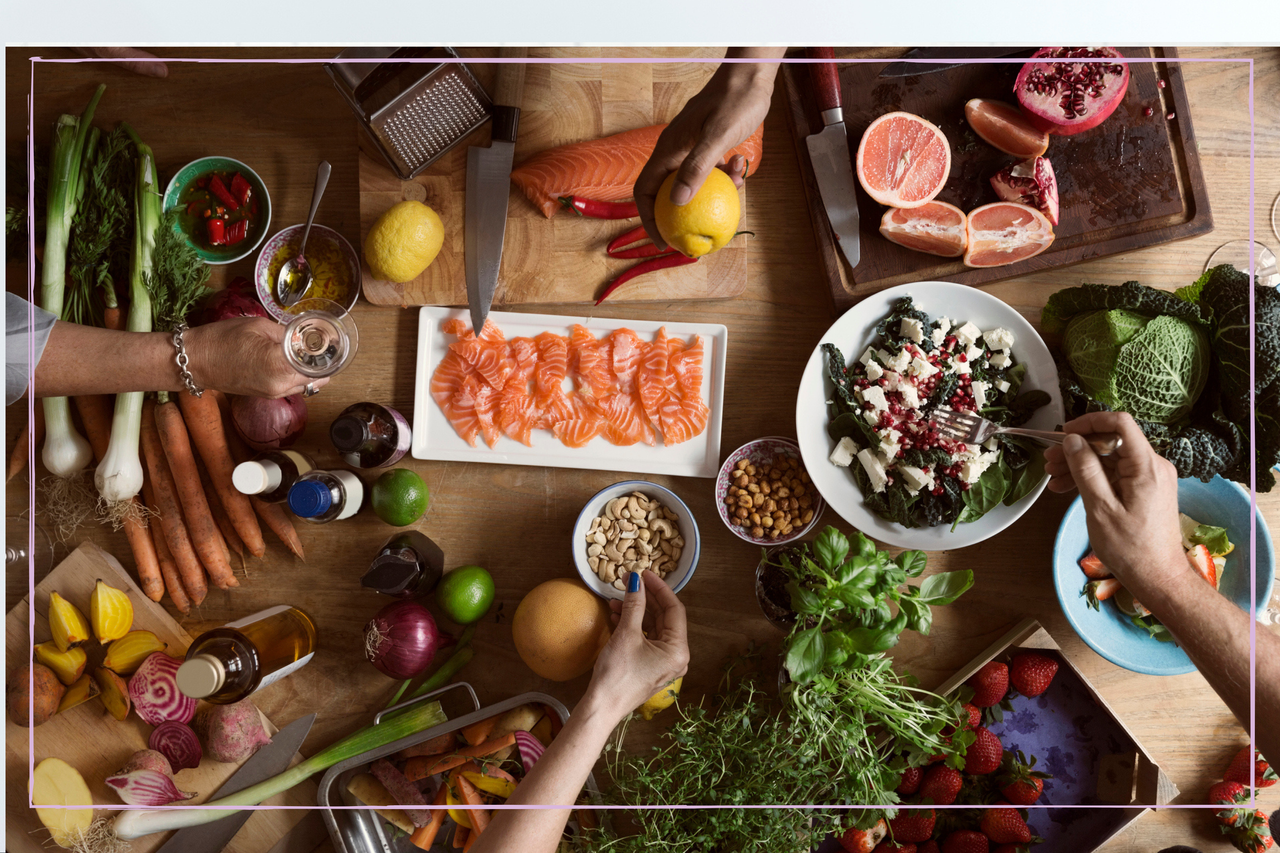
[879, 201, 967, 257]
[963, 202, 1056, 268]
[1014, 47, 1130, 136]
[990, 157, 1060, 226]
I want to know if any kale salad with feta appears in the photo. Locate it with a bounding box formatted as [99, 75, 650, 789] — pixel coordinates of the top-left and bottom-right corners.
[825, 297, 1052, 530]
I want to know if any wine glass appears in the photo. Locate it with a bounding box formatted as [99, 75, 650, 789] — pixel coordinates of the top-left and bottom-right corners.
[1203, 239, 1279, 288]
[281, 298, 359, 380]
[6, 515, 55, 587]
[1271, 191, 1280, 245]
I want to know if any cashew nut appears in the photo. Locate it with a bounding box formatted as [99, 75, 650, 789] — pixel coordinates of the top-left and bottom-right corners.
[588, 555, 601, 573]
[602, 563, 617, 583]
[592, 530, 606, 546]
[618, 530, 638, 540]
[604, 541, 625, 563]
[626, 496, 641, 518]
[637, 540, 652, 556]
[660, 539, 673, 556]
[638, 528, 651, 541]
[587, 543, 603, 558]
[617, 519, 637, 533]
[589, 494, 684, 589]
[613, 578, 626, 590]
[624, 547, 637, 561]
[671, 546, 683, 562]
[650, 518, 676, 538]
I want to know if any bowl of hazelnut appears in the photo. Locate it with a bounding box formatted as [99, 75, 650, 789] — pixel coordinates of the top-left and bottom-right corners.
[716, 437, 824, 546]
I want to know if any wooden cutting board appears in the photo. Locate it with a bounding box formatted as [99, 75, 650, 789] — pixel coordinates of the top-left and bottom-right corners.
[359, 47, 750, 307]
[781, 47, 1213, 312]
[6, 541, 315, 853]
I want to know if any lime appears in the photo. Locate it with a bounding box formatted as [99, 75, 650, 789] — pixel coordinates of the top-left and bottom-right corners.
[371, 469, 430, 527]
[436, 566, 495, 625]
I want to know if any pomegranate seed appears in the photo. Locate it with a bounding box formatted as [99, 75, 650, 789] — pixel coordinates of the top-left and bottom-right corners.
[1157, 78, 1166, 89]
[1167, 111, 1176, 120]
[1144, 106, 1154, 117]
[957, 353, 967, 363]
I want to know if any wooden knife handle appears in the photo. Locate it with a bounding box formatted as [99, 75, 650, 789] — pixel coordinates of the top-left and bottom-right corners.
[806, 47, 842, 115]
[493, 46, 527, 109]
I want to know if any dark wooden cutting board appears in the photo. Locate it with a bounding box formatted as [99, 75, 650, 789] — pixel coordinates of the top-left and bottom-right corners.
[782, 47, 1213, 312]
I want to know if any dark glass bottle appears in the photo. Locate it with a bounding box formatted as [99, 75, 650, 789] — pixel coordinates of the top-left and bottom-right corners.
[175, 606, 318, 703]
[232, 450, 316, 503]
[330, 402, 411, 468]
[361, 531, 445, 598]
[287, 469, 365, 523]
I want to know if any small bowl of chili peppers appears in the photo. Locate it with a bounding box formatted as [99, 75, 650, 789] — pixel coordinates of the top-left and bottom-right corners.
[163, 156, 271, 265]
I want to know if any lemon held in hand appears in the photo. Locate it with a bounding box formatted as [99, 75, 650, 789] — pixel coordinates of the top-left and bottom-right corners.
[364, 200, 444, 283]
[653, 169, 741, 259]
[640, 677, 682, 720]
[371, 468, 430, 527]
[436, 565, 495, 625]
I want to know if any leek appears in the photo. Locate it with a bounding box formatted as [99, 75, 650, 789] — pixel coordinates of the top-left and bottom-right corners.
[40, 85, 105, 479]
[95, 126, 158, 505]
[112, 699, 447, 840]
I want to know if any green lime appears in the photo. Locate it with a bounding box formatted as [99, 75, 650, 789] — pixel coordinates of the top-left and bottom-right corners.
[436, 565, 495, 625]
[371, 468, 430, 527]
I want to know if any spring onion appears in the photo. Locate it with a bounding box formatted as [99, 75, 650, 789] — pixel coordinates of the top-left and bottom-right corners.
[40, 85, 104, 479]
[111, 698, 446, 840]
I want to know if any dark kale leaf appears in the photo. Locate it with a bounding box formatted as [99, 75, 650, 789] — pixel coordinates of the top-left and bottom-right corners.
[823, 343, 859, 408]
[875, 297, 932, 349]
[1007, 389, 1052, 428]
[1041, 279, 1208, 334]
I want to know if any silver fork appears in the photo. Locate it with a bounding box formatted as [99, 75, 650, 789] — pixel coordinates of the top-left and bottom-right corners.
[931, 409, 1122, 456]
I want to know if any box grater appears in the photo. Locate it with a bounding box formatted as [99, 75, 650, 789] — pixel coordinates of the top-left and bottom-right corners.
[325, 47, 492, 180]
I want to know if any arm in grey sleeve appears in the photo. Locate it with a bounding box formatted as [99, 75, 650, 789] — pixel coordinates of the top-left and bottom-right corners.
[6, 292, 58, 405]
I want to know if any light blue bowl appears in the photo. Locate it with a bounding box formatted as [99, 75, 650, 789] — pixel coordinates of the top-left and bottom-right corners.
[1054, 476, 1274, 675]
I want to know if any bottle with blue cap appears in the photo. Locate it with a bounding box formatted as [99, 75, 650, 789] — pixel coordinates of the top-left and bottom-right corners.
[287, 469, 365, 523]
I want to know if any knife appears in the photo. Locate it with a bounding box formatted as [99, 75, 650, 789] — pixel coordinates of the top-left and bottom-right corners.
[804, 47, 861, 270]
[878, 47, 1037, 78]
[466, 48, 527, 334]
[154, 713, 317, 853]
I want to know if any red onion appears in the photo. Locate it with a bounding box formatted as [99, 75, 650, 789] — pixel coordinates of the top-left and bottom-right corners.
[128, 652, 197, 725]
[231, 394, 307, 451]
[200, 276, 269, 324]
[364, 600, 443, 680]
[106, 767, 196, 806]
[149, 720, 203, 771]
[514, 730, 545, 774]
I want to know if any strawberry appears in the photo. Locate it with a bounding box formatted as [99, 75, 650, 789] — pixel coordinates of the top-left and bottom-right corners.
[889, 808, 936, 843]
[961, 703, 982, 730]
[840, 819, 889, 853]
[979, 806, 1032, 844]
[1222, 808, 1275, 853]
[991, 847, 1026, 853]
[898, 767, 924, 795]
[967, 662, 1009, 707]
[1210, 780, 1250, 806]
[1078, 550, 1112, 579]
[998, 750, 1051, 805]
[1000, 777, 1043, 806]
[941, 830, 990, 853]
[919, 765, 964, 805]
[1009, 652, 1058, 697]
[872, 842, 916, 853]
[1225, 746, 1279, 788]
[919, 843, 941, 853]
[1083, 578, 1122, 610]
[965, 726, 1005, 776]
[1187, 544, 1217, 588]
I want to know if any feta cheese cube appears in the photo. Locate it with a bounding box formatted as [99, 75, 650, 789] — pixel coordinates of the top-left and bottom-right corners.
[995, 379, 1011, 393]
[865, 361, 884, 380]
[931, 327, 947, 347]
[960, 443, 983, 460]
[887, 348, 912, 374]
[863, 409, 880, 425]
[879, 428, 901, 459]
[960, 455, 994, 484]
[900, 317, 925, 343]
[936, 317, 953, 335]
[861, 386, 888, 411]
[972, 380, 989, 410]
[899, 464, 934, 493]
[982, 327, 1015, 350]
[965, 344, 985, 363]
[900, 383, 920, 408]
[860, 347, 879, 367]
[989, 351, 1012, 370]
[876, 348, 893, 364]
[983, 437, 1000, 451]
[857, 448, 889, 493]
[829, 436, 858, 467]
[909, 356, 939, 380]
[881, 371, 903, 391]
[949, 357, 971, 375]
[954, 321, 981, 347]
[980, 449, 1000, 466]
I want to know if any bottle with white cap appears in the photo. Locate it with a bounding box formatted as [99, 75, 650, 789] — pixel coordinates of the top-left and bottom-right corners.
[176, 606, 317, 704]
[231, 450, 316, 503]
[287, 469, 365, 524]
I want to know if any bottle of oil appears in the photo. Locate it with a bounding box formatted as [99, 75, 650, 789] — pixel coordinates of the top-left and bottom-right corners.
[175, 606, 317, 703]
[361, 531, 444, 598]
[287, 469, 364, 523]
[330, 402, 411, 468]
[232, 450, 316, 503]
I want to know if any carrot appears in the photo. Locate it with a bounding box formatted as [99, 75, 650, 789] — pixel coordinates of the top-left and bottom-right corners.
[7, 404, 43, 482]
[402, 734, 518, 782]
[251, 496, 306, 560]
[460, 716, 497, 747]
[457, 732, 516, 758]
[452, 826, 468, 849]
[204, 470, 245, 558]
[103, 305, 123, 332]
[178, 392, 265, 558]
[462, 829, 476, 852]
[140, 398, 207, 605]
[396, 732, 457, 761]
[409, 786, 449, 851]
[455, 775, 490, 836]
[123, 499, 164, 602]
[73, 394, 114, 462]
[153, 397, 238, 590]
[142, 477, 190, 614]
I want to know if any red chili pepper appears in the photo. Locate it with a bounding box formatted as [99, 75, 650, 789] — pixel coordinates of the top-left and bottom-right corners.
[223, 220, 248, 246]
[206, 218, 225, 246]
[605, 224, 678, 260]
[230, 172, 253, 207]
[558, 195, 639, 219]
[595, 253, 698, 305]
[208, 174, 239, 210]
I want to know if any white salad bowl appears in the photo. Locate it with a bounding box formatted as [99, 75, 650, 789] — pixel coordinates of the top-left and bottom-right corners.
[795, 281, 1065, 550]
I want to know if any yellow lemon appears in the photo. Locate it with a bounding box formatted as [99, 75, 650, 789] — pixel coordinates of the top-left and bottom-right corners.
[640, 676, 682, 721]
[364, 200, 445, 283]
[653, 169, 741, 258]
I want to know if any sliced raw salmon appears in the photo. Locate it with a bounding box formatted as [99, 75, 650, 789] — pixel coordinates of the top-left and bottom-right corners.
[442, 378, 482, 447]
[638, 330, 672, 423]
[533, 332, 569, 405]
[469, 377, 501, 449]
[451, 338, 514, 390]
[670, 336, 704, 399]
[553, 418, 603, 448]
[510, 123, 765, 218]
[430, 350, 475, 408]
[599, 392, 656, 447]
[569, 325, 614, 398]
[659, 396, 710, 446]
[497, 389, 538, 447]
[609, 328, 643, 392]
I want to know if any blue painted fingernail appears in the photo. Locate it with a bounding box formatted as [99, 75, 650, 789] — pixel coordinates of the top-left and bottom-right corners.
[627, 571, 641, 593]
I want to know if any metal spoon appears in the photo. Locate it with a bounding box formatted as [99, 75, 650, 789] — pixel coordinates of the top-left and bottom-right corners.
[277, 160, 332, 308]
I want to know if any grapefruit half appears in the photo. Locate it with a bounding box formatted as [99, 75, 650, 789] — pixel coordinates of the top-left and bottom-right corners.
[879, 201, 968, 257]
[855, 111, 952, 209]
[962, 202, 1056, 268]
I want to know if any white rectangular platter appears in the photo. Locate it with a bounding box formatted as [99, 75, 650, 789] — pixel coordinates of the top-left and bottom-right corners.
[412, 306, 728, 478]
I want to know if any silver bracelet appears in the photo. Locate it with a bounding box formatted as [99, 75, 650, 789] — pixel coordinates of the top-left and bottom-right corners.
[172, 323, 204, 398]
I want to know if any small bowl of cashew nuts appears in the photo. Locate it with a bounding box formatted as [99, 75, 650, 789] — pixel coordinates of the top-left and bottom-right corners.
[572, 480, 700, 600]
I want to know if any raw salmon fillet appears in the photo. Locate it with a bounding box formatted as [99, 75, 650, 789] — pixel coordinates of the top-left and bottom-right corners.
[510, 123, 765, 218]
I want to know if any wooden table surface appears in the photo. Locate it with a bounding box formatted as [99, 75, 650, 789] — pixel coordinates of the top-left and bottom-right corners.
[7, 46, 1279, 853]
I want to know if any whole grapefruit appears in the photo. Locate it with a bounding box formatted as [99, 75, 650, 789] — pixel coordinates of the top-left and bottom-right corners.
[512, 579, 612, 681]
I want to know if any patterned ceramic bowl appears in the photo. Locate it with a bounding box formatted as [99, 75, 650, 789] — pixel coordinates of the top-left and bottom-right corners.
[254, 224, 361, 323]
[715, 436, 825, 546]
[162, 156, 271, 265]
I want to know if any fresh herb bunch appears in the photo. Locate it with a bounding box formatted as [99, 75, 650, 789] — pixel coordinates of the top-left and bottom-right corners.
[147, 208, 212, 330]
[65, 125, 134, 326]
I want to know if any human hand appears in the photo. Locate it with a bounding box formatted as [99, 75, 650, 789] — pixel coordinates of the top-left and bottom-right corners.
[583, 571, 690, 723]
[184, 317, 329, 398]
[72, 47, 168, 78]
[634, 57, 779, 250]
[1044, 411, 1188, 600]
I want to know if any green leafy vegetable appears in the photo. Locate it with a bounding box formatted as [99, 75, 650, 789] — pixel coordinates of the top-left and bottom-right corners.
[1188, 522, 1232, 557]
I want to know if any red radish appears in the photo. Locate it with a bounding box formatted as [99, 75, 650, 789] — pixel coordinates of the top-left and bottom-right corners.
[879, 202, 968, 257]
[1186, 544, 1217, 588]
[964, 99, 1050, 157]
[514, 730, 545, 774]
[364, 600, 444, 680]
[1015, 47, 1131, 136]
[149, 720, 203, 771]
[129, 653, 197, 725]
[962, 202, 1055, 269]
[1078, 550, 1112, 580]
[990, 157, 1060, 226]
[231, 394, 307, 452]
[192, 700, 273, 763]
